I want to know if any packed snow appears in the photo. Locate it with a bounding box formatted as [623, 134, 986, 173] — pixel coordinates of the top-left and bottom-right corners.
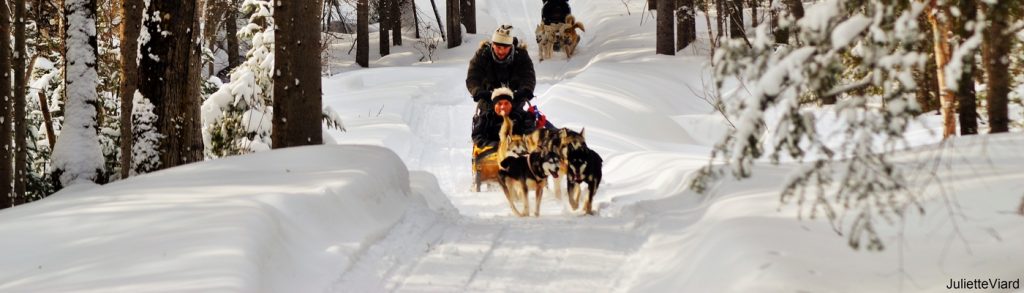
[1, 0, 1022, 292]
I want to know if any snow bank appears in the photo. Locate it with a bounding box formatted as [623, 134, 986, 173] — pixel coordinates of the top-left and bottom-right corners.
[620, 134, 1024, 292]
[0, 145, 425, 292]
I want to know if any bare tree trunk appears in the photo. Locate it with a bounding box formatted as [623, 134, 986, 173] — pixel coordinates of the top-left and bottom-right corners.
[357, 0, 368, 67]
[226, 4, 241, 72]
[391, 0, 402, 45]
[676, 0, 696, 51]
[13, 0, 27, 201]
[446, 0, 461, 48]
[461, 0, 475, 34]
[716, 0, 723, 36]
[379, 0, 391, 56]
[784, 0, 803, 19]
[430, 0, 445, 40]
[138, 0, 204, 169]
[956, 0, 977, 135]
[0, 0, 12, 208]
[273, 0, 323, 148]
[656, 0, 675, 55]
[412, 0, 420, 38]
[775, 0, 803, 44]
[914, 15, 939, 113]
[983, 1, 1010, 133]
[118, 0, 144, 179]
[926, 1, 955, 138]
[729, 0, 743, 38]
[38, 92, 56, 147]
[749, 0, 758, 26]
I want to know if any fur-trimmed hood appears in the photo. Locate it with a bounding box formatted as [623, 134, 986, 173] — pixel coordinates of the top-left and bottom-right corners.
[491, 87, 514, 101]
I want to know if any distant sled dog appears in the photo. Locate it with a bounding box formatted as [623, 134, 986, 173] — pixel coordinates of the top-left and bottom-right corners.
[560, 15, 585, 59]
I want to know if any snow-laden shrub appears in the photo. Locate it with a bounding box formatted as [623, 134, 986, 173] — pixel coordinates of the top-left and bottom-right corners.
[131, 91, 162, 175]
[202, 0, 275, 158]
[693, 0, 928, 251]
[202, 0, 345, 158]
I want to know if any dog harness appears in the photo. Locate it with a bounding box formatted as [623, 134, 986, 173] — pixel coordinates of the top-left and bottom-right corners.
[526, 154, 542, 179]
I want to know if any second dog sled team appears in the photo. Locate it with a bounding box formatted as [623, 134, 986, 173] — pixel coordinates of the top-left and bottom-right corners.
[466, 1, 601, 217]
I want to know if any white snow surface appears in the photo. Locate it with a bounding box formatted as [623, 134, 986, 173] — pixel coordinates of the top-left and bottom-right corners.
[2, 1, 1023, 292]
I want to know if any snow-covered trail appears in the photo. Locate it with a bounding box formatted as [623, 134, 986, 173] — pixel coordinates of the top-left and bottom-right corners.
[323, 0, 718, 291]
[322, 0, 1024, 291]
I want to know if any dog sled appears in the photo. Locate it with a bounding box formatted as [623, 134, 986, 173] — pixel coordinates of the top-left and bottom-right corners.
[471, 101, 548, 192]
[472, 143, 501, 192]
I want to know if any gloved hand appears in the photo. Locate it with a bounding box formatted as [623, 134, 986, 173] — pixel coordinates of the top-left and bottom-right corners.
[473, 90, 491, 102]
[514, 89, 533, 104]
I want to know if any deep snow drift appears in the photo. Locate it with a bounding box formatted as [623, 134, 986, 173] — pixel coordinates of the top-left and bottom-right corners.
[0, 0, 1022, 292]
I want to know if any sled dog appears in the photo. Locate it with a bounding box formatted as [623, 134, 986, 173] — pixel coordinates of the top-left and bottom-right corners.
[498, 149, 562, 217]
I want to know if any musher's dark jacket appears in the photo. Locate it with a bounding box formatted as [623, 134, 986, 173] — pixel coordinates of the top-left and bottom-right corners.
[542, 0, 571, 25]
[466, 39, 537, 145]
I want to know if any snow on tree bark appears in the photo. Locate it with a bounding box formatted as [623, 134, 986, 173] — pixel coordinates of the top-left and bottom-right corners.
[137, 0, 204, 169]
[12, 0, 27, 202]
[676, 0, 696, 51]
[924, 0, 956, 138]
[272, 0, 323, 148]
[117, 0, 144, 179]
[982, 1, 1011, 133]
[52, 0, 104, 186]
[1, 0, 13, 206]
[953, 0, 978, 135]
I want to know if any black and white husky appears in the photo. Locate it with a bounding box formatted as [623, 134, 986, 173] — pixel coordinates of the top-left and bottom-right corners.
[560, 128, 603, 215]
[498, 149, 561, 217]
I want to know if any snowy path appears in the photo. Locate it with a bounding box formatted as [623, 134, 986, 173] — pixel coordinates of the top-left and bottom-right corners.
[321, 0, 1024, 292]
[331, 209, 647, 292]
[0, 1, 1021, 292]
[324, 1, 690, 291]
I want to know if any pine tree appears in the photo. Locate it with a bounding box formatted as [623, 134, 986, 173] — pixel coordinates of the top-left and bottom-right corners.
[1, 0, 13, 207]
[12, 0, 26, 203]
[202, 0, 274, 157]
[357, 0, 369, 67]
[925, 1, 956, 138]
[955, 0, 978, 135]
[676, 0, 696, 51]
[51, 0, 104, 186]
[774, 0, 804, 44]
[446, 0, 461, 48]
[117, 0, 144, 178]
[656, 0, 675, 55]
[695, 1, 928, 250]
[729, 0, 744, 38]
[380, 0, 391, 57]
[272, 0, 323, 148]
[982, 0, 1012, 133]
[461, 0, 475, 34]
[226, 1, 241, 72]
[392, 0, 403, 45]
[137, 0, 204, 170]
